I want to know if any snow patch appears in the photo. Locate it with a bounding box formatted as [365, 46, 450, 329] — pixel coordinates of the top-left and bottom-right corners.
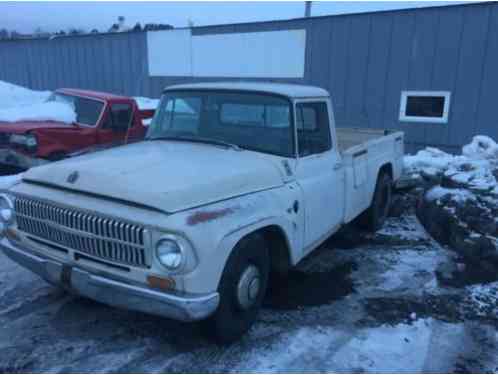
[375, 248, 443, 293]
[462, 135, 498, 160]
[425, 186, 475, 203]
[444, 158, 496, 191]
[0, 80, 51, 110]
[404, 147, 458, 176]
[133, 96, 159, 110]
[404, 136, 498, 191]
[377, 216, 430, 242]
[465, 281, 498, 317]
[0, 80, 159, 124]
[332, 319, 435, 373]
[0, 101, 76, 123]
[0, 80, 76, 123]
[236, 319, 460, 373]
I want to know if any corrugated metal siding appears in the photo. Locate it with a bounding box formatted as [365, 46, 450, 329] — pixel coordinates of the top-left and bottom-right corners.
[1, 2, 497, 152]
[477, 5, 498, 142]
[0, 32, 147, 95]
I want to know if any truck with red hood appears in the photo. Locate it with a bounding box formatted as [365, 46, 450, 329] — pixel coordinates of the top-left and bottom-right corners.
[0, 88, 154, 171]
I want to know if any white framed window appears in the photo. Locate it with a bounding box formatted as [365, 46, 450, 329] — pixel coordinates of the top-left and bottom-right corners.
[399, 91, 451, 124]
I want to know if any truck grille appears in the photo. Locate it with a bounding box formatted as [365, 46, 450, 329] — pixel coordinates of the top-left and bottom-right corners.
[14, 196, 149, 268]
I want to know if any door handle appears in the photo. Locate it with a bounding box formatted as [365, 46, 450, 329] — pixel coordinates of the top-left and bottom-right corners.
[333, 162, 342, 171]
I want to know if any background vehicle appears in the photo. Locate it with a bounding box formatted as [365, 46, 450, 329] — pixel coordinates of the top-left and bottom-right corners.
[0, 82, 404, 342]
[0, 88, 153, 171]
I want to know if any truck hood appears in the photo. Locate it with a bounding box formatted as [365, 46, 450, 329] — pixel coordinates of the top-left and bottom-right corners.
[0, 120, 72, 134]
[22, 141, 287, 213]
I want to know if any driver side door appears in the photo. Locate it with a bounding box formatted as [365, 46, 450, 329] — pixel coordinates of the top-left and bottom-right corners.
[97, 103, 132, 146]
[294, 100, 345, 252]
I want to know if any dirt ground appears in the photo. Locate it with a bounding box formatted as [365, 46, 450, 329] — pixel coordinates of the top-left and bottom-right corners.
[1, 215, 498, 373]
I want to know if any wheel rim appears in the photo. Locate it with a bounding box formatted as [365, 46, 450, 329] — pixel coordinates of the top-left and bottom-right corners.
[236, 264, 261, 310]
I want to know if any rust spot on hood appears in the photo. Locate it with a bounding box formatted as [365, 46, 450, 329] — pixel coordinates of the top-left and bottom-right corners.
[187, 207, 236, 226]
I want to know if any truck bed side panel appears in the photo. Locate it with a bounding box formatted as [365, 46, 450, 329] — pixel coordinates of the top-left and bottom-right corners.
[340, 129, 404, 223]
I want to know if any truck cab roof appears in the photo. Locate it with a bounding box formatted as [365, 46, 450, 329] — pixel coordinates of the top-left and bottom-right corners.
[56, 88, 132, 102]
[163, 82, 330, 99]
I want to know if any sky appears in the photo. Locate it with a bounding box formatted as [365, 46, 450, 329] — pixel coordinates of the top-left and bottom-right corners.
[1, 1, 468, 34]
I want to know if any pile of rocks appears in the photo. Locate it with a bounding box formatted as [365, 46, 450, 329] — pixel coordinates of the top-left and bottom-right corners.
[401, 136, 498, 275]
[417, 186, 498, 274]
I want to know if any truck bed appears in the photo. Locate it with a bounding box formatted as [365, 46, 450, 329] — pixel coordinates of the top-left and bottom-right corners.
[336, 127, 399, 153]
[335, 127, 405, 224]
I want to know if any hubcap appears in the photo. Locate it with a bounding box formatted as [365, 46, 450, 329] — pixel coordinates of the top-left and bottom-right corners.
[236, 264, 261, 310]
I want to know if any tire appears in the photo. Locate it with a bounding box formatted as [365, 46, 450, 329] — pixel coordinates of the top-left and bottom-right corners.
[358, 172, 393, 232]
[205, 233, 270, 344]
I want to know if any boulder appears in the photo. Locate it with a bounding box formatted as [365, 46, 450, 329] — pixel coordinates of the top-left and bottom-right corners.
[389, 189, 423, 217]
[417, 183, 498, 274]
[405, 138, 498, 280]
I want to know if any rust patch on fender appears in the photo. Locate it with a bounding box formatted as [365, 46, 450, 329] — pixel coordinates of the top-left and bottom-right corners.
[187, 207, 237, 226]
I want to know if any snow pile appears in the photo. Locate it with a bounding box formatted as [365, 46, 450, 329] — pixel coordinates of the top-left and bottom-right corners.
[133, 96, 159, 110]
[0, 80, 76, 123]
[0, 80, 159, 124]
[404, 136, 498, 193]
[404, 147, 458, 177]
[414, 137, 498, 266]
[465, 281, 498, 317]
[0, 80, 51, 110]
[0, 101, 77, 123]
[445, 158, 496, 191]
[425, 186, 475, 203]
[462, 135, 498, 160]
[134, 96, 159, 126]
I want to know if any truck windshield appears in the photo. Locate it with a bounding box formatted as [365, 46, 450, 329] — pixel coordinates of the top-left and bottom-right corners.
[47, 93, 104, 126]
[146, 90, 294, 157]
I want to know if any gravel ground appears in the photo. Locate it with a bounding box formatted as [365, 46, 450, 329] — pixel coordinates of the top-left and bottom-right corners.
[1, 215, 498, 373]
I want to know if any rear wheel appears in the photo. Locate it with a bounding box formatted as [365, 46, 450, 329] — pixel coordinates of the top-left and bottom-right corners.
[358, 172, 392, 232]
[205, 233, 270, 344]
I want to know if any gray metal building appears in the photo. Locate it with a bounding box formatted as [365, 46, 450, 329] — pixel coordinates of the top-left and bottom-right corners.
[1, 2, 497, 152]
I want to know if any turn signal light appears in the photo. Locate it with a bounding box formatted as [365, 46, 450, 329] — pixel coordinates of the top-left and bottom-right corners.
[147, 275, 175, 291]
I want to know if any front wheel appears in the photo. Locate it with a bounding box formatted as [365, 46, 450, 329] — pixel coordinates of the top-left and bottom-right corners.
[204, 233, 270, 344]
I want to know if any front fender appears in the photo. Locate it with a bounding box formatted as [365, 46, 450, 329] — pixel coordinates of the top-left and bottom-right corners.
[178, 185, 301, 294]
[34, 131, 69, 158]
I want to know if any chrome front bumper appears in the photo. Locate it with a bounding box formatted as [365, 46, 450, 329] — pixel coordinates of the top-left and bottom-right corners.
[0, 149, 46, 170]
[0, 239, 219, 322]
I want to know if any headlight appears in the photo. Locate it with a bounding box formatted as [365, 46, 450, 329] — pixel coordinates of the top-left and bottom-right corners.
[156, 237, 184, 270]
[25, 135, 37, 148]
[10, 134, 37, 148]
[0, 194, 14, 237]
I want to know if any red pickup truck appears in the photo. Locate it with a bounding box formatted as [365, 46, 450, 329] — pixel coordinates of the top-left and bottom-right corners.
[0, 88, 154, 171]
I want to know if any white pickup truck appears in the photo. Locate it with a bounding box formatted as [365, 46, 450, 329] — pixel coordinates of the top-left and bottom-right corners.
[0, 82, 404, 342]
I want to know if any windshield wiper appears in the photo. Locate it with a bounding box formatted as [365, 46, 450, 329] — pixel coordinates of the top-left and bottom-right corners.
[146, 135, 242, 151]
